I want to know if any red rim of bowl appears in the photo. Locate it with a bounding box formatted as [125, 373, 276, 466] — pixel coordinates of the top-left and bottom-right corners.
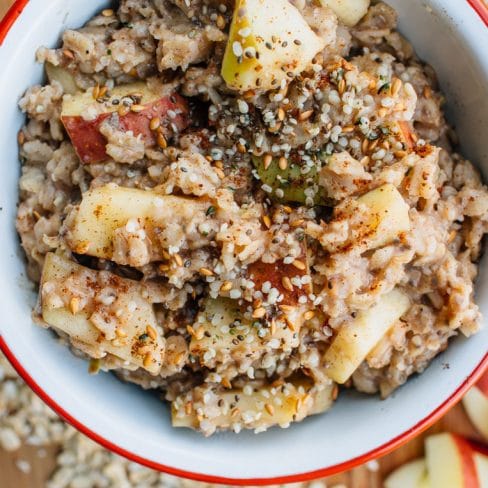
[0, 0, 487, 484]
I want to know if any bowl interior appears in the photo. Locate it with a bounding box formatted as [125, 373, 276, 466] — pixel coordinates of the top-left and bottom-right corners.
[0, 0, 487, 482]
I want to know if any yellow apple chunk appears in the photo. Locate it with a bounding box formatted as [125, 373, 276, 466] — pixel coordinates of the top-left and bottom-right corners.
[221, 0, 326, 92]
[324, 289, 410, 383]
[40, 253, 165, 374]
[66, 185, 209, 263]
[325, 183, 411, 254]
[355, 183, 410, 250]
[172, 380, 336, 434]
[319, 0, 370, 26]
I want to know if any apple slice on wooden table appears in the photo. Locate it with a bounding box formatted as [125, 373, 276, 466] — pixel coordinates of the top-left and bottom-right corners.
[384, 458, 430, 488]
[425, 432, 488, 488]
[463, 370, 488, 440]
[61, 82, 189, 163]
[221, 0, 325, 92]
[472, 441, 488, 487]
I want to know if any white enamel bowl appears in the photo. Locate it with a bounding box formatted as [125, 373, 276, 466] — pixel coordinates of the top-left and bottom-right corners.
[0, 0, 487, 484]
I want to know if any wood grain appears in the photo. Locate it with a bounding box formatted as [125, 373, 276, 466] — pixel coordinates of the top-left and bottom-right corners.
[0, 0, 483, 486]
[0, 0, 11, 17]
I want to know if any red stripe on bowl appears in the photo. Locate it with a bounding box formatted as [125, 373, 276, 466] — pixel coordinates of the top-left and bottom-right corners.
[0, 0, 28, 44]
[467, 0, 488, 25]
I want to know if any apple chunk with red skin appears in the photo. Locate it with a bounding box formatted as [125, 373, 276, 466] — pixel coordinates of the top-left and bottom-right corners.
[245, 248, 313, 333]
[246, 253, 311, 307]
[61, 82, 189, 164]
[425, 432, 488, 487]
[463, 370, 488, 441]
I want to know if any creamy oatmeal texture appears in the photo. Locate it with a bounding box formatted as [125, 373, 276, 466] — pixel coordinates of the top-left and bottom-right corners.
[16, 0, 488, 436]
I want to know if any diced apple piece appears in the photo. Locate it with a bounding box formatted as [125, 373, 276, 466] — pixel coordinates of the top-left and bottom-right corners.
[221, 0, 326, 92]
[66, 185, 209, 263]
[61, 82, 189, 163]
[355, 183, 410, 250]
[40, 253, 165, 374]
[45, 63, 79, 95]
[190, 297, 299, 368]
[172, 380, 336, 434]
[246, 244, 311, 307]
[324, 183, 411, 253]
[463, 374, 488, 440]
[324, 289, 410, 383]
[385, 458, 430, 488]
[319, 0, 370, 26]
[425, 433, 481, 488]
[245, 248, 313, 343]
[252, 155, 326, 205]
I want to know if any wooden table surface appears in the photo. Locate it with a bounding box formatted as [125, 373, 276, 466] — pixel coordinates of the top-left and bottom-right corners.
[0, 0, 484, 486]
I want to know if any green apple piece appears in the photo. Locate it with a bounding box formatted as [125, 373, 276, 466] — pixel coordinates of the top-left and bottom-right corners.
[172, 380, 335, 434]
[319, 0, 370, 27]
[324, 289, 410, 384]
[66, 184, 209, 261]
[221, 0, 326, 92]
[40, 253, 165, 374]
[45, 62, 79, 95]
[252, 155, 326, 205]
